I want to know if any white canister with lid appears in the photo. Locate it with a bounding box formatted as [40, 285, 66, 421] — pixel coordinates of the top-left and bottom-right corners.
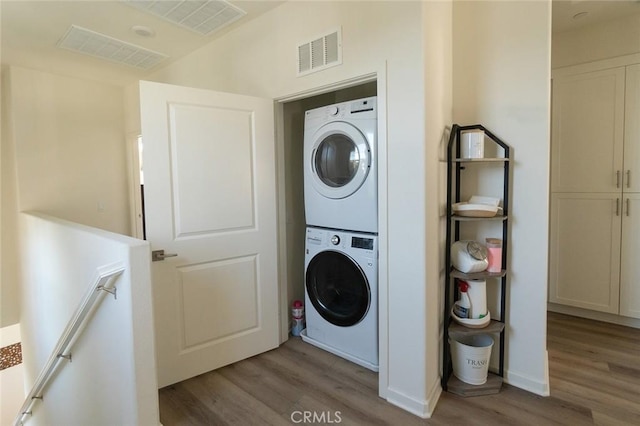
[451, 241, 488, 273]
[460, 130, 485, 159]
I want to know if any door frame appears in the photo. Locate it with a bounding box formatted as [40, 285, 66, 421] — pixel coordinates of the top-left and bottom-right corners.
[125, 66, 390, 397]
[125, 131, 144, 240]
[274, 64, 389, 398]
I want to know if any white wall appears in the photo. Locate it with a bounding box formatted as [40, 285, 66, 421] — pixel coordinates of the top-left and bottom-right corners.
[1, 67, 131, 327]
[453, 1, 551, 395]
[8, 67, 130, 233]
[423, 0, 452, 405]
[552, 13, 640, 69]
[137, 0, 445, 416]
[19, 212, 158, 426]
[1, 69, 20, 327]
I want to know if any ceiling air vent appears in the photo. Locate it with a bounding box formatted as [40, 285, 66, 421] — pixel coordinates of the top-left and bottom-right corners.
[124, 0, 246, 36]
[57, 25, 167, 70]
[297, 28, 342, 77]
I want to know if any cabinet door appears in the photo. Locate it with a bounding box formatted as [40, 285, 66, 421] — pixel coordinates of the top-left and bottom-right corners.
[549, 193, 621, 313]
[624, 64, 640, 192]
[551, 68, 625, 192]
[620, 194, 640, 319]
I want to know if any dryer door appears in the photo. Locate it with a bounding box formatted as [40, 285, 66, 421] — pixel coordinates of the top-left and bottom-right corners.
[306, 250, 371, 327]
[310, 122, 371, 199]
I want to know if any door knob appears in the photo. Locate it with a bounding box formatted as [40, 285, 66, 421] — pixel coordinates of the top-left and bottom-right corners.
[152, 250, 178, 262]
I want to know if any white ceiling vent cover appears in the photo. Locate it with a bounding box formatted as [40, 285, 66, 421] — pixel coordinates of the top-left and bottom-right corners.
[124, 0, 246, 36]
[297, 28, 342, 76]
[58, 25, 167, 70]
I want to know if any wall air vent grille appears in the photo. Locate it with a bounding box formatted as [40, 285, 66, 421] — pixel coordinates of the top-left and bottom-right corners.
[124, 0, 246, 36]
[297, 28, 342, 77]
[57, 25, 167, 70]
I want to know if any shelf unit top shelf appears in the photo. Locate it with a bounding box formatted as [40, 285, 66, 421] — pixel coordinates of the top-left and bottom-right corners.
[453, 157, 509, 163]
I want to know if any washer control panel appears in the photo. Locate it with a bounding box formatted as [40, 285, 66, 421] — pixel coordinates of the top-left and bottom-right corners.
[306, 227, 376, 253]
[351, 236, 374, 250]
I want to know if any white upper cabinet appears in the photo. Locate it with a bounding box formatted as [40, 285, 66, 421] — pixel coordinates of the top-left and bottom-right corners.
[551, 67, 625, 193]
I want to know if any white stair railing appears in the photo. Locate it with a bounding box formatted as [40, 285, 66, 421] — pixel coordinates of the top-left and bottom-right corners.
[14, 263, 125, 426]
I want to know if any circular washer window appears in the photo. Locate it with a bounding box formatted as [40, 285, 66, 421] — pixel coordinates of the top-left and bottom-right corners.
[310, 122, 371, 199]
[306, 250, 371, 327]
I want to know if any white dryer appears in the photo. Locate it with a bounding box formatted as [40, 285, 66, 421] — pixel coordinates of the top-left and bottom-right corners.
[304, 97, 377, 233]
[301, 226, 378, 371]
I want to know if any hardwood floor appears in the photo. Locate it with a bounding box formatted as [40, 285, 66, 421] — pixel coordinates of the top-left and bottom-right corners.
[159, 312, 640, 425]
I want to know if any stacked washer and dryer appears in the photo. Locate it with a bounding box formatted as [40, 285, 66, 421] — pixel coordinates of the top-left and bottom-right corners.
[301, 97, 379, 372]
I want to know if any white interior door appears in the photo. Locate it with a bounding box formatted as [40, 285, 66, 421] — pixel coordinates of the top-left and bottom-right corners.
[139, 80, 279, 388]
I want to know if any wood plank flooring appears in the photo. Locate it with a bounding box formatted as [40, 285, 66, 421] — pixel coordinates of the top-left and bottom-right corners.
[159, 312, 640, 425]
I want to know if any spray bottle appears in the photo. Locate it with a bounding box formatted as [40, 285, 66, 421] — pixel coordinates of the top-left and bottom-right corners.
[453, 281, 472, 319]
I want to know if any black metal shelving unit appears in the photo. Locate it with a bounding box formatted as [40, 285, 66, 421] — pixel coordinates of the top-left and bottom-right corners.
[442, 124, 511, 397]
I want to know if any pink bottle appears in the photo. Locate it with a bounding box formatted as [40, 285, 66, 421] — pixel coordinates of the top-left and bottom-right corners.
[485, 238, 502, 273]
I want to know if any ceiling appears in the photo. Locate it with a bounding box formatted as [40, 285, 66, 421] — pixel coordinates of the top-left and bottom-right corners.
[552, 0, 640, 33]
[2, 1, 640, 87]
[0, 0, 284, 86]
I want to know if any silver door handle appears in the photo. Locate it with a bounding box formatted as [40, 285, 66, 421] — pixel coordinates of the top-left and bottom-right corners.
[627, 170, 631, 189]
[616, 198, 620, 216]
[152, 250, 178, 262]
[616, 170, 621, 188]
[626, 198, 630, 217]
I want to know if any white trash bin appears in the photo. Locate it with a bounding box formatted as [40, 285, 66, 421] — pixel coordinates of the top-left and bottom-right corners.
[450, 334, 493, 385]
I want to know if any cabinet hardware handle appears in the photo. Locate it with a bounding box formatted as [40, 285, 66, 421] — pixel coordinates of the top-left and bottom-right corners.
[617, 170, 621, 188]
[627, 170, 631, 189]
[616, 198, 620, 216]
[627, 198, 630, 217]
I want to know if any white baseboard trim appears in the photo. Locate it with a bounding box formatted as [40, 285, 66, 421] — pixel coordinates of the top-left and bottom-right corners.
[548, 303, 640, 329]
[505, 364, 550, 397]
[386, 380, 442, 419]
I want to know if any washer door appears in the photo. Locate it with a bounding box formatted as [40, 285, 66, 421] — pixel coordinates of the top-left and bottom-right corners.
[306, 250, 371, 327]
[310, 122, 371, 199]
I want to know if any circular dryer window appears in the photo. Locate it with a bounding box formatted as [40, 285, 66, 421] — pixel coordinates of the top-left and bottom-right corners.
[306, 250, 371, 327]
[315, 134, 360, 187]
[310, 122, 371, 199]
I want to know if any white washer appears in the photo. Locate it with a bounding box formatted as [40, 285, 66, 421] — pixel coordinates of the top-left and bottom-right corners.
[304, 97, 377, 233]
[301, 226, 378, 371]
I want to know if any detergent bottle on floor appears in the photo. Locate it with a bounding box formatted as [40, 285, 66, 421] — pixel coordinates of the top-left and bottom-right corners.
[291, 300, 304, 336]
